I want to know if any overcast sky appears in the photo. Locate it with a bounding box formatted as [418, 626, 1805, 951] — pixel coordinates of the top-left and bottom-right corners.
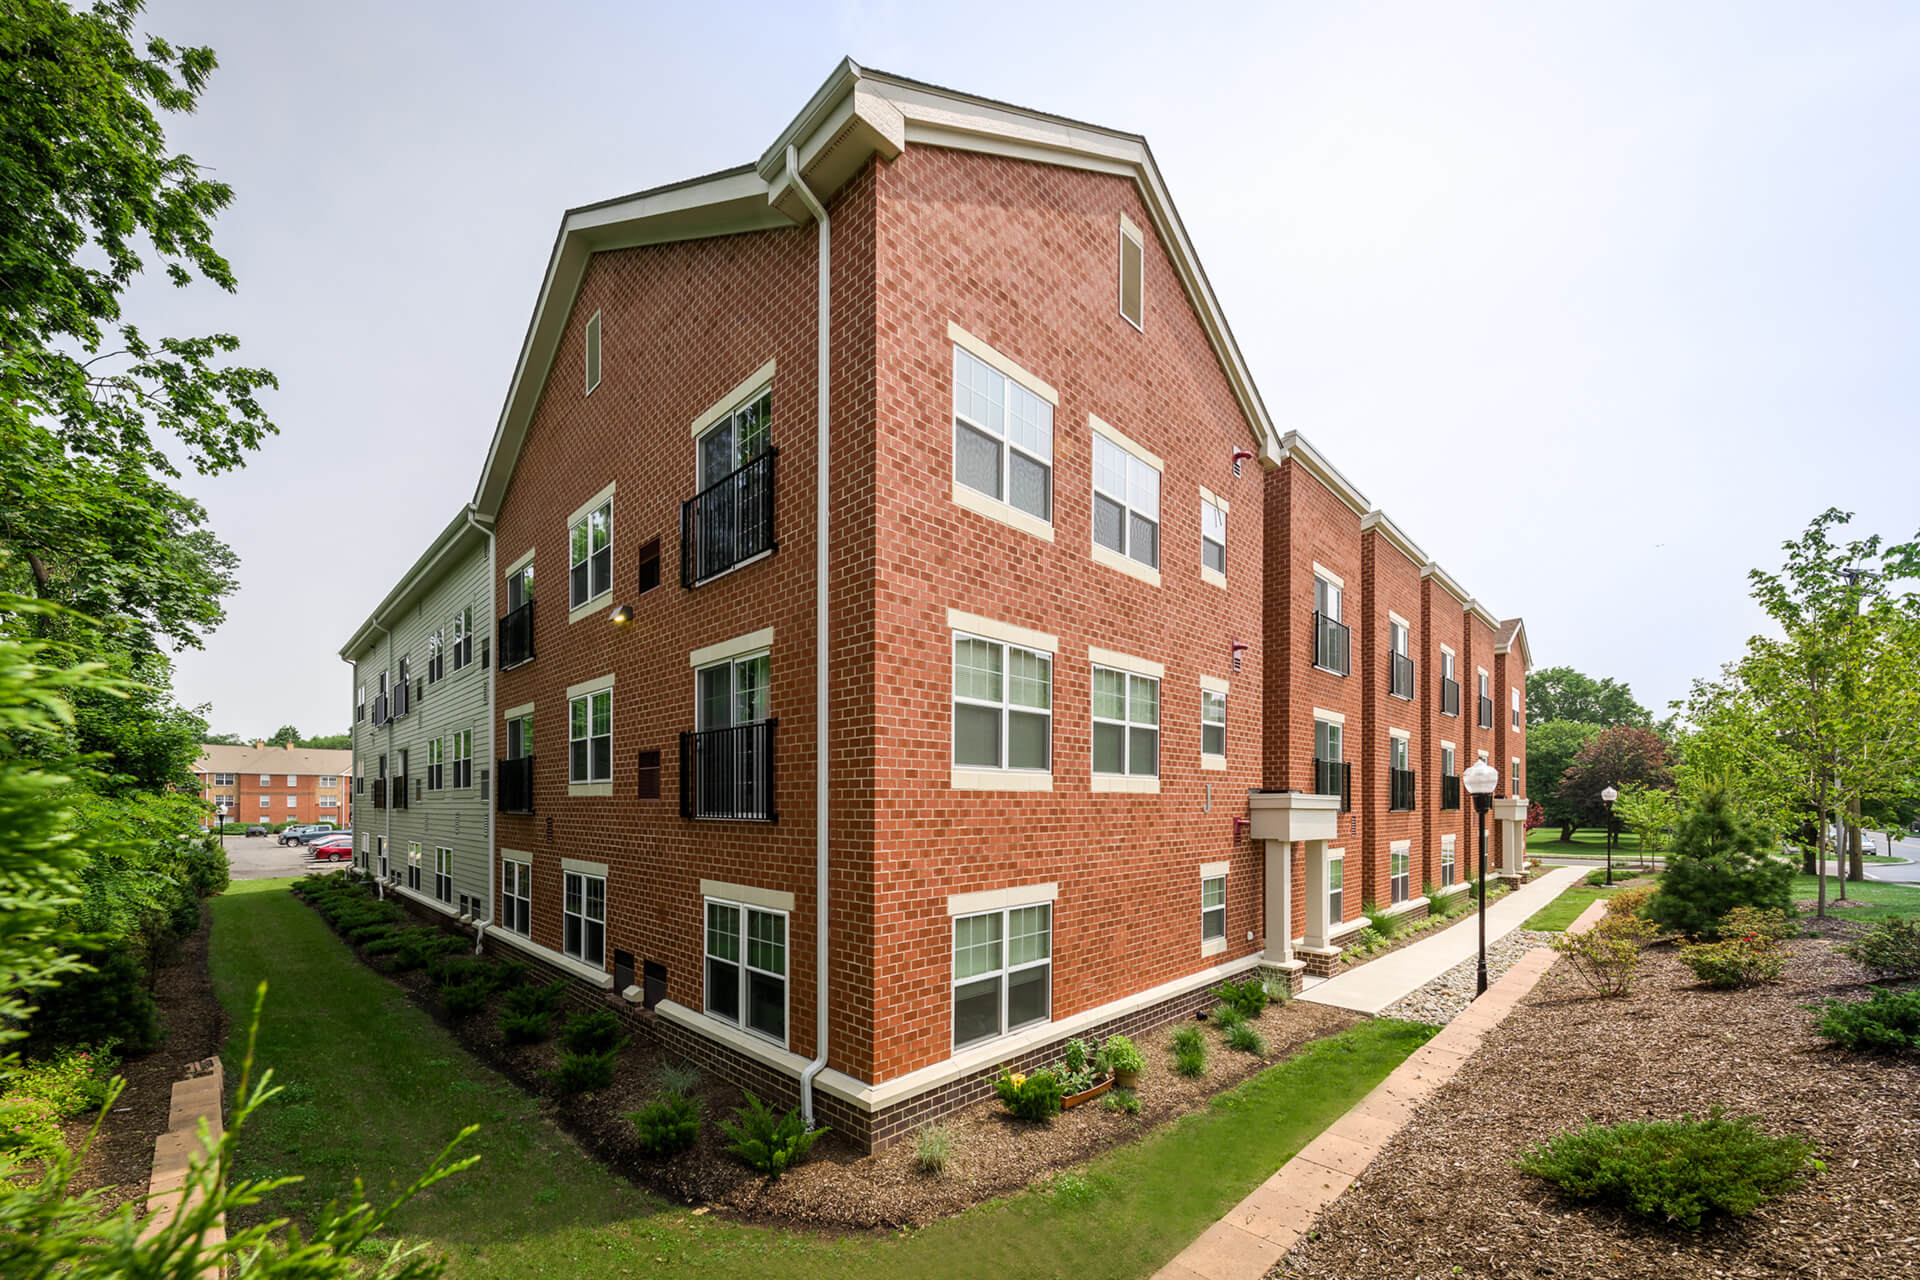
[148, 0, 1920, 737]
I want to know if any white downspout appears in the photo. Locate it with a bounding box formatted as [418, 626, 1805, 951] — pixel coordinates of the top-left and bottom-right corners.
[464, 507, 496, 953]
[377, 620, 391, 900]
[785, 144, 831, 1127]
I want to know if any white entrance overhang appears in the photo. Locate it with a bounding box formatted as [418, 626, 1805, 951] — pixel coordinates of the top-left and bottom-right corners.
[1248, 791, 1342, 844]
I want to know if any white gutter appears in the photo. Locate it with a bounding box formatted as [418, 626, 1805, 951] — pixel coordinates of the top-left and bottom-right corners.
[464, 507, 497, 953]
[784, 144, 832, 1128]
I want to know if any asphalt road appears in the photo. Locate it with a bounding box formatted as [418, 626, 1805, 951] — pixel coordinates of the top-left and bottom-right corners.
[1865, 831, 1920, 884]
[219, 834, 347, 880]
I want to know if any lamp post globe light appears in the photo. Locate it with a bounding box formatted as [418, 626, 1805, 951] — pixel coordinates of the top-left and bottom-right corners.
[1461, 760, 1501, 998]
[1600, 785, 1620, 886]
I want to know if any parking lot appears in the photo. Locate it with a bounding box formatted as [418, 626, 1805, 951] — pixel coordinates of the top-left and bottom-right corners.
[219, 833, 349, 880]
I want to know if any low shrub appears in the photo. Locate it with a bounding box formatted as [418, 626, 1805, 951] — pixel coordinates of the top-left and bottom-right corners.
[1171, 1026, 1207, 1077]
[1585, 867, 1610, 888]
[347, 922, 393, 944]
[914, 1122, 955, 1173]
[1605, 886, 1656, 919]
[1102, 1034, 1144, 1078]
[1061, 1037, 1092, 1074]
[361, 929, 422, 957]
[1102, 1088, 1142, 1116]
[630, 1091, 702, 1158]
[992, 1067, 1064, 1122]
[1516, 1107, 1817, 1228]
[1264, 974, 1294, 1003]
[1839, 917, 1920, 980]
[428, 955, 498, 989]
[1211, 977, 1269, 1020]
[1210, 1004, 1246, 1032]
[498, 1010, 551, 1045]
[7, 1045, 118, 1118]
[560, 1009, 623, 1055]
[1814, 988, 1920, 1053]
[440, 982, 491, 1019]
[1679, 935, 1785, 989]
[1223, 1022, 1266, 1056]
[1720, 906, 1795, 943]
[25, 944, 160, 1056]
[549, 1045, 623, 1096]
[1552, 913, 1658, 998]
[720, 1092, 825, 1176]
[1361, 901, 1399, 939]
[503, 978, 570, 1019]
[0, 1093, 65, 1159]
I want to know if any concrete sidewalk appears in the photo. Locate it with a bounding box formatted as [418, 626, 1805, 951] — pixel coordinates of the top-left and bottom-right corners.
[1295, 865, 1586, 1015]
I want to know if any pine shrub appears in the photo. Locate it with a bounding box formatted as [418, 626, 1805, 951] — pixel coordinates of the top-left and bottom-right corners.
[1814, 989, 1920, 1052]
[630, 1091, 702, 1157]
[559, 1009, 623, 1055]
[440, 981, 491, 1019]
[25, 944, 159, 1055]
[1644, 788, 1792, 938]
[503, 978, 569, 1019]
[498, 1010, 552, 1045]
[720, 1092, 826, 1175]
[1211, 977, 1269, 1019]
[549, 1045, 623, 1096]
[1517, 1108, 1816, 1228]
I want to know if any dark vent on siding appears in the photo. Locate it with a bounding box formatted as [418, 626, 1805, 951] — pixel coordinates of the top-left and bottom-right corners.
[636, 749, 661, 799]
[638, 538, 661, 594]
[479, 768, 490, 801]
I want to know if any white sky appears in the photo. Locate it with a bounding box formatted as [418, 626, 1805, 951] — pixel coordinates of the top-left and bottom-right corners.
[148, 0, 1920, 736]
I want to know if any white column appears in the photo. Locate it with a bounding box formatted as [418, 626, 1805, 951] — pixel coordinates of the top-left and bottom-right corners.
[1263, 838, 1293, 964]
[1303, 838, 1331, 950]
[1502, 820, 1526, 878]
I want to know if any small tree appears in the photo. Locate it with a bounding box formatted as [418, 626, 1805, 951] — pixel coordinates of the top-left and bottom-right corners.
[1614, 783, 1680, 866]
[1646, 788, 1793, 938]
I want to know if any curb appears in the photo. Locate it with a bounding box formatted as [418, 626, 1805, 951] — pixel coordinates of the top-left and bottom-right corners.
[1152, 949, 1565, 1279]
[140, 1055, 227, 1263]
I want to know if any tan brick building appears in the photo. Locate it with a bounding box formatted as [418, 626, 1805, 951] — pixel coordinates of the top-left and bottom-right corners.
[347, 61, 1532, 1147]
[195, 742, 353, 829]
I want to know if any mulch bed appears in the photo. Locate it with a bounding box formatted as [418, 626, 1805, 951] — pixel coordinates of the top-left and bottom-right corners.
[293, 880, 1362, 1230]
[58, 902, 228, 1212]
[1275, 934, 1920, 1278]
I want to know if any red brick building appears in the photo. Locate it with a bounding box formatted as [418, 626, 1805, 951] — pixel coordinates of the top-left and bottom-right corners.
[394, 62, 1531, 1147]
[194, 742, 352, 829]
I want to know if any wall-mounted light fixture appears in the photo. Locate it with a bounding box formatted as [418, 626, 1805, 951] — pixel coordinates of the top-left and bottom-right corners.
[608, 604, 634, 627]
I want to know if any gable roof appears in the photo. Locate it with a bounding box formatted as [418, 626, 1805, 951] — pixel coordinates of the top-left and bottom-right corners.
[470, 59, 1279, 517]
[195, 743, 354, 777]
[1495, 617, 1532, 670]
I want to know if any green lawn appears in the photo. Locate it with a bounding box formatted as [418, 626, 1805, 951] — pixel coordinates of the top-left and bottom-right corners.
[1789, 873, 1920, 923]
[209, 879, 1433, 1280]
[1525, 827, 1663, 864]
[1521, 879, 1626, 931]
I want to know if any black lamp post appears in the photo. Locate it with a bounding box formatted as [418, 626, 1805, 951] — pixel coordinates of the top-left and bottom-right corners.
[1600, 785, 1619, 885]
[1462, 760, 1501, 997]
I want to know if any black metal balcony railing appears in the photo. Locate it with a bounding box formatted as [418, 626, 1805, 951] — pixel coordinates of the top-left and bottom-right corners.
[372, 693, 389, 727]
[1312, 758, 1352, 813]
[371, 778, 387, 810]
[496, 755, 534, 815]
[681, 718, 777, 821]
[1390, 652, 1414, 700]
[389, 775, 408, 810]
[1441, 774, 1461, 810]
[682, 449, 778, 587]
[1314, 611, 1350, 676]
[1478, 695, 1494, 729]
[1441, 677, 1460, 717]
[1390, 767, 1416, 812]
[498, 601, 534, 669]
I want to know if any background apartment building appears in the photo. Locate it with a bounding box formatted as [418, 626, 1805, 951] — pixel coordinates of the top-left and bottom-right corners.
[343, 61, 1531, 1147]
[195, 742, 352, 827]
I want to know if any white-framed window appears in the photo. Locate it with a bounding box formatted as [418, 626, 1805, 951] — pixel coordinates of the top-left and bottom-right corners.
[318, 795, 338, 808]
[259, 773, 271, 785]
[952, 902, 1051, 1049]
[434, 847, 453, 905]
[696, 383, 771, 490]
[952, 344, 1053, 523]
[406, 842, 422, 892]
[502, 858, 531, 936]
[1201, 494, 1226, 576]
[377, 838, 388, 880]
[451, 729, 471, 787]
[704, 898, 787, 1045]
[356, 684, 366, 721]
[318, 775, 338, 787]
[286, 774, 297, 785]
[426, 737, 445, 791]
[1512, 756, 1522, 794]
[953, 634, 1051, 772]
[1391, 841, 1411, 904]
[1118, 214, 1144, 329]
[1441, 835, 1456, 887]
[506, 711, 532, 760]
[1327, 851, 1345, 924]
[696, 651, 770, 731]
[427, 628, 443, 684]
[285, 795, 297, 808]
[569, 499, 612, 609]
[1442, 744, 1457, 779]
[1511, 687, 1521, 730]
[452, 606, 472, 671]
[1315, 573, 1342, 624]
[257, 795, 270, 809]
[213, 773, 235, 787]
[1201, 875, 1226, 942]
[563, 870, 606, 967]
[1201, 688, 1226, 759]
[1092, 665, 1159, 777]
[1442, 649, 1456, 682]
[569, 690, 612, 784]
[584, 309, 601, 395]
[508, 562, 534, 611]
[1478, 670, 1490, 700]
[1092, 428, 1159, 570]
[1315, 717, 1344, 765]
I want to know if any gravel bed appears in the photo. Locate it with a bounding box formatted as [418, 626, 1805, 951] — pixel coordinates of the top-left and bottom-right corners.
[1376, 930, 1556, 1025]
[1275, 937, 1919, 1279]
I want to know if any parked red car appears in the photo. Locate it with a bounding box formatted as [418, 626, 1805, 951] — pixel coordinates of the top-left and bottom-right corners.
[308, 834, 354, 863]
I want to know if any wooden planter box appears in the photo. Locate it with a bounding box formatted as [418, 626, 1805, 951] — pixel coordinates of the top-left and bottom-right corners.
[1061, 1077, 1113, 1110]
